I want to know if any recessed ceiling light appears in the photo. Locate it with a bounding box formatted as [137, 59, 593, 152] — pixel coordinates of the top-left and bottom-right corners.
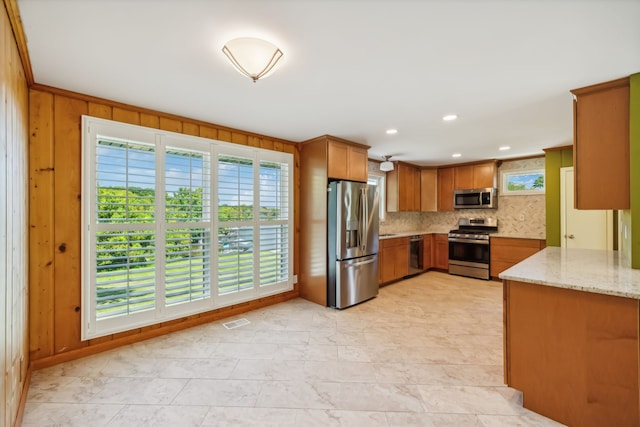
[452, 153, 462, 158]
[386, 129, 398, 135]
[442, 114, 458, 122]
[499, 146, 511, 151]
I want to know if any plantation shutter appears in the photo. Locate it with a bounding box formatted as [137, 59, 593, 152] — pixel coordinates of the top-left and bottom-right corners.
[94, 138, 157, 320]
[259, 160, 290, 287]
[217, 154, 255, 295]
[164, 147, 212, 307]
[83, 116, 294, 340]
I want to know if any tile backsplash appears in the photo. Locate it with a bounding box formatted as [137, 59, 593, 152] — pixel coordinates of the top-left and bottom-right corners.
[373, 157, 546, 239]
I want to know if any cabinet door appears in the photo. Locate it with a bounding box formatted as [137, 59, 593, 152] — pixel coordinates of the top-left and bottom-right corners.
[454, 165, 474, 190]
[420, 169, 437, 212]
[433, 234, 449, 269]
[411, 167, 421, 211]
[348, 146, 368, 182]
[397, 163, 412, 211]
[327, 141, 349, 180]
[572, 78, 629, 210]
[422, 234, 433, 269]
[437, 167, 455, 211]
[474, 163, 496, 188]
[379, 247, 395, 283]
[490, 237, 545, 278]
[392, 245, 409, 279]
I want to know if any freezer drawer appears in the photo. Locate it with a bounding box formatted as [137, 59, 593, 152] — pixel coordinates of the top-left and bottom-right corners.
[332, 255, 379, 309]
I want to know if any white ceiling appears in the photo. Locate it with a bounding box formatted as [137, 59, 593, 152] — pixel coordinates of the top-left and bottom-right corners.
[17, 0, 640, 166]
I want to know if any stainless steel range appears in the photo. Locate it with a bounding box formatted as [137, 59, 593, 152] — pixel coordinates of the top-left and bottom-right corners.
[448, 218, 498, 280]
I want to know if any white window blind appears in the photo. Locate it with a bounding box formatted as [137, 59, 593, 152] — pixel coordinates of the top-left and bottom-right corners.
[94, 139, 157, 321]
[82, 116, 294, 339]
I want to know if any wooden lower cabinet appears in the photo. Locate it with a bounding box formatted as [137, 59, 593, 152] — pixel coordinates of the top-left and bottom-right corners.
[490, 237, 545, 278]
[379, 237, 409, 284]
[505, 280, 640, 427]
[433, 234, 449, 270]
[422, 234, 433, 270]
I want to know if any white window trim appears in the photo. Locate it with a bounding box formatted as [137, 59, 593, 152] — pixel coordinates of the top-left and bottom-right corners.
[368, 172, 386, 220]
[81, 116, 294, 340]
[500, 168, 546, 196]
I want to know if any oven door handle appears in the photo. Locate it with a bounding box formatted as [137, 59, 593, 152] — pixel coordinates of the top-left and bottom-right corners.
[448, 237, 489, 245]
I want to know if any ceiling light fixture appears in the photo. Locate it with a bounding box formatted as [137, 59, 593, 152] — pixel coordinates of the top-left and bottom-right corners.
[452, 153, 462, 158]
[380, 155, 394, 172]
[442, 114, 458, 122]
[222, 37, 283, 82]
[499, 145, 511, 151]
[386, 129, 398, 135]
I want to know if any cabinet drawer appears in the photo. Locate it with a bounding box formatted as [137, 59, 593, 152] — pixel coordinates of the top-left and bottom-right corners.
[380, 236, 410, 248]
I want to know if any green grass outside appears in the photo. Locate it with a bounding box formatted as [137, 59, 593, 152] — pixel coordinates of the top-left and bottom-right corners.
[96, 250, 286, 319]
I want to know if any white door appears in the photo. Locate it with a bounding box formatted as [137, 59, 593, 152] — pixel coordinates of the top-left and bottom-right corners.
[561, 167, 613, 250]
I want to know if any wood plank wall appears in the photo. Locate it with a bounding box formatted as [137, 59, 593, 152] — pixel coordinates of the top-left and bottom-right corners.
[29, 84, 301, 368]
[1, 3, 30, 426]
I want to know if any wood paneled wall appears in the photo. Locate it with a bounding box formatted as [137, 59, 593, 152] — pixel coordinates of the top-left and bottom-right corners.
[29, 85, 301, 368]
[1, 3, 30, 426]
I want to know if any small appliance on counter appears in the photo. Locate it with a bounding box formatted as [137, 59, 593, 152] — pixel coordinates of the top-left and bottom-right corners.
[327, 181, 379, 309]
[448, 217, 498, 280]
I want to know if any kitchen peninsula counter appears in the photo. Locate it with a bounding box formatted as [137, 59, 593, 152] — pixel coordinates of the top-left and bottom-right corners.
[499, 247, 640, 427]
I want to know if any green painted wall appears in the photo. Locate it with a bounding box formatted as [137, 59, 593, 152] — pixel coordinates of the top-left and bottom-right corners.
[630, 73, 640, 267]
[545, 148, 574, 246]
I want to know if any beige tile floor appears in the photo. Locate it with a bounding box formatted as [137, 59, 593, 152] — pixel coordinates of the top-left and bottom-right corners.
[22, 272, 565, 426]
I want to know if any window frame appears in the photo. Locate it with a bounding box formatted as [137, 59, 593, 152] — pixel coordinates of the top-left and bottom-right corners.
[368, 172, 386, 220]
[81, 116, 294, 340]
[500, 168, 546, 196]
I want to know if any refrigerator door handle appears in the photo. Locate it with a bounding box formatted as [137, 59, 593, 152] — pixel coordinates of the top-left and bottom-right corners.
[348, 258, 377, 267]
[361, 187, 367, 253]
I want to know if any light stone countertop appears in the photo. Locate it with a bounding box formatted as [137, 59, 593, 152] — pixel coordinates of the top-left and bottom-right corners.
[379, 231, 544, 240]
[499, 247, 640, 300]
[490, 233, 545, 240]
[378, 230, 449, 239]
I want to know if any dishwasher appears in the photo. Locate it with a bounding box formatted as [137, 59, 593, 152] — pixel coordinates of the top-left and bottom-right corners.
[408, 235, 424, 276]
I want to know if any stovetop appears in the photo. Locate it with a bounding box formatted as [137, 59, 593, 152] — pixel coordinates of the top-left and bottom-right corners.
[448, 218, 498, 240]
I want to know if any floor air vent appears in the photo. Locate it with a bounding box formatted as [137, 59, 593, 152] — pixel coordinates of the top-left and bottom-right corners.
[222, 318, 250, 330]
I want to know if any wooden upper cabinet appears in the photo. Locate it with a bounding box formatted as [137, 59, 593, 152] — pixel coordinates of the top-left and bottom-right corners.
[473, 162, 497, 188]
[387, 162, 421, 212]
[571, 77, 630, 210]
[437, 167, 455, 211]
[454, 165, 474, 189]
[420, 169, 437, 212]
[454, 161, 497, 190]
[327, 139, 368, 182]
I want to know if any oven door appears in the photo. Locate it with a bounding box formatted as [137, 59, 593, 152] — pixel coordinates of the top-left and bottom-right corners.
[448, 237, 490, 266]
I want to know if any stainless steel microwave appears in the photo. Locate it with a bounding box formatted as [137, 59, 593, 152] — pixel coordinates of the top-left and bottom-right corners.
[453, 188, 498, 209]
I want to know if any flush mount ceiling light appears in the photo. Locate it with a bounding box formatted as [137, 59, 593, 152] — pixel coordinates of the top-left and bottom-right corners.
[499, 145, 511, 151]
[380, 155, 394, 172]
[452, 153, 462, 158]
[443, 114, 458, 122]
[222, 37, 283, 82]
[385, 129, 398, 135]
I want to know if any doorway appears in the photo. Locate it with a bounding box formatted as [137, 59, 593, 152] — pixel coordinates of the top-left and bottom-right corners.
[560, 167, 613, 250]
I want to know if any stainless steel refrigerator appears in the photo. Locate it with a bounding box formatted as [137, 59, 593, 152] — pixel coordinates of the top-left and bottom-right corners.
[327, 181, 379, 309]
